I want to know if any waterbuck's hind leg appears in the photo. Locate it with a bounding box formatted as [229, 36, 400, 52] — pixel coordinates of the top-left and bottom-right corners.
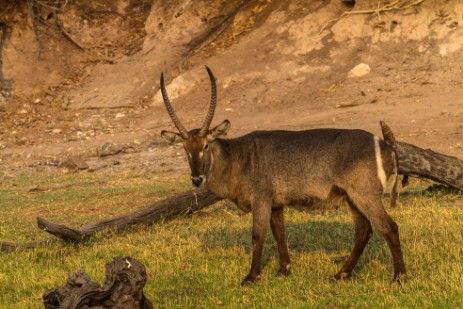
[270, 207, 291, 277]
[334, 200, 373, 281]
[348, 192, 407, 283]
[241, 202, 272, 286]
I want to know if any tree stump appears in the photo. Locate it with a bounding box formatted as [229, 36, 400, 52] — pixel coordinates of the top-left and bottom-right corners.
[43, 256, 152, 309]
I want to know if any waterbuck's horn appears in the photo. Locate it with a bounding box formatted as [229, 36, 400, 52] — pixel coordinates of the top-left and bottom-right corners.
[160, 72, 189, 139]
[199, 65, 217, 137]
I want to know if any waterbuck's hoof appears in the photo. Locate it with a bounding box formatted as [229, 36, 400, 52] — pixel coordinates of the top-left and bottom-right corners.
[276, 265, 291, 277]
[390, 273, 407, 286]
[332, 272, 351, 282]
[241, 274, 261, 287]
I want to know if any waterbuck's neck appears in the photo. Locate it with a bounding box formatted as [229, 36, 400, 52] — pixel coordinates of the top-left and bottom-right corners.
[205, 136, 252, 200]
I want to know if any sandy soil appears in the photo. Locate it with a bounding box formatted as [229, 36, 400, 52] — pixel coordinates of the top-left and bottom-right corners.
[0, 0, 462, 180]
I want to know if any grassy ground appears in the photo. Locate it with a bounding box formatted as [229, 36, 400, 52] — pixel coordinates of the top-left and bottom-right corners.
[0, 171, 462, 308]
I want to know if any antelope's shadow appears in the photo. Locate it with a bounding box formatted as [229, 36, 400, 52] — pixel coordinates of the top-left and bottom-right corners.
[197, 217, 391, 274]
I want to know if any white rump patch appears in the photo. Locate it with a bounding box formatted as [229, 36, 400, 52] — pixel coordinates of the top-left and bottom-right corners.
[374, 136, 387, 190]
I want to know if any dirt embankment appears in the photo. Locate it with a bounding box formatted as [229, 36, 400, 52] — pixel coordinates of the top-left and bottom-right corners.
[0, 0, 462, 176]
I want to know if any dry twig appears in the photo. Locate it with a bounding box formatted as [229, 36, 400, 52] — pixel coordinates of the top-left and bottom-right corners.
[320, 0, 427, 33]
[55, 16, 85, 51]
[29, 181, 96, 192]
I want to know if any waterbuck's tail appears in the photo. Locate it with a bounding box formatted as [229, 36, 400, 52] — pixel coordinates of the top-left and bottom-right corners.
[390, 152, 399, 208]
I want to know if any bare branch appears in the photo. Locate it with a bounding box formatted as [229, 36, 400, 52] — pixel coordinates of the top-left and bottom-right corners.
[320, 0, 427, 33]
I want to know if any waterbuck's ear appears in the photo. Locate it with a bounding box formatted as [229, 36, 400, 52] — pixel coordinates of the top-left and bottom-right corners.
[161, 130, 183, 144]
[208, 120, 231, 141]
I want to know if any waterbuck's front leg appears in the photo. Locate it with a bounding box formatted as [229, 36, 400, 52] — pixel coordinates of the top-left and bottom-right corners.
[270, 207, 291, 277]
[241, 203, 272, 286]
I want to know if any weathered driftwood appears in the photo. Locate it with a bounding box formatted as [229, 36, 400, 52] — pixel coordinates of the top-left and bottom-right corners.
[0, 188, 221, 252]
[380, 121, 463, 191]
[37, 187, 222, 242]
[0, 239, 52, 251]
[43, 256, 152, 309]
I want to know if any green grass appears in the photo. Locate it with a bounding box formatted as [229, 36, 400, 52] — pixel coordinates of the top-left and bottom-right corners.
[1, 172, 463, 308]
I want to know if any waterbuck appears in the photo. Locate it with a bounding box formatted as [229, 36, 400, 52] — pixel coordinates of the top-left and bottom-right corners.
[160, 66, 406, 286]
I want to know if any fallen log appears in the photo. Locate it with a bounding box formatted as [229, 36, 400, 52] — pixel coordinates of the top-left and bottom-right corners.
[380, 121, 463, 191]
[1, 122, 461, 251]
[0, 239, 52, 251]
[37, 187, 222, 242]
[1, 188, 222, 251]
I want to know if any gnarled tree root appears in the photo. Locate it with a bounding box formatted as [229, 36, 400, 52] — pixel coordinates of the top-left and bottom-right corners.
[43, 256, 152, 309]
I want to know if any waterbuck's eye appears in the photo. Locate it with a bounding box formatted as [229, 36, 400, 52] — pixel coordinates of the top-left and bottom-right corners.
[204, 143, 209, 150]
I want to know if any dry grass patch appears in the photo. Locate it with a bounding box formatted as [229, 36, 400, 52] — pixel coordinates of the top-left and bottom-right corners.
[0, 173, 462, 308]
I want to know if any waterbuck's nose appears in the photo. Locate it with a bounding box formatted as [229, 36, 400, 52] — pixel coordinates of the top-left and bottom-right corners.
[191, 176, 204, 187]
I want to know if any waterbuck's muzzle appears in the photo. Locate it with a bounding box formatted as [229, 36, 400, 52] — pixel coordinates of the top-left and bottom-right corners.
[191, 175, 206, 187]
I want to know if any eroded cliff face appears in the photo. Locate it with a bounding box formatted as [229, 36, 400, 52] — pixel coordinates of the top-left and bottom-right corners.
[2, 1, 462, 106]
[0, 0, 462, 174]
